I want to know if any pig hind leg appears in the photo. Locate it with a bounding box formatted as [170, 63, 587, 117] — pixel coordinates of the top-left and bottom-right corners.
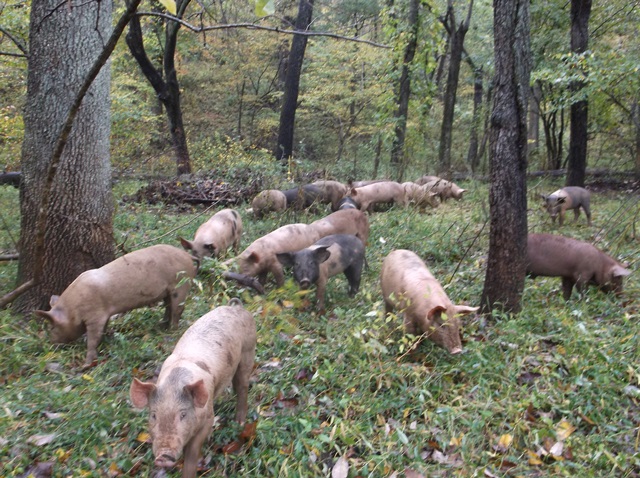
[164, 286, 188, 329]
[232, 353, 254, 423]
[344, 260, 364, 297]
[561, 277, 575, 300]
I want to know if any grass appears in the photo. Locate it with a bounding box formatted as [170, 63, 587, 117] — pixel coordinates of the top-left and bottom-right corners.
[0, 178, 638, 477]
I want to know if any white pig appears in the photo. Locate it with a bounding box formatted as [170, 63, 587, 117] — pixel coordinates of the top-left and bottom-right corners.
[179, 208, 242, 261]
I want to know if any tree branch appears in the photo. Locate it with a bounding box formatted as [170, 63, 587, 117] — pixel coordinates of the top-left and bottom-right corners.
[0, 25, 28, 56]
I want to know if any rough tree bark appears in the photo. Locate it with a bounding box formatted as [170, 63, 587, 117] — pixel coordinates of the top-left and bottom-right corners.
[480, 0, 530, 315]
[274, 0, 315, 163]
[467, 66, 483, 173]
[565, 0, 592, 187]
[126, 0, 192, 176]
[438, 0, 473, 178]
[15, 0, 114, 311]
[389, 0, 419, 182]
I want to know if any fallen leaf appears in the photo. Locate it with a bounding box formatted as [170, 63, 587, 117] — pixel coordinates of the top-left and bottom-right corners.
[331, 456, 349, 478]
[483, 469, 498, 478]
[404, 468, 425, 478]
[240, 421, 258, 442]
[27, 433, 57, 446]
[43, 411, 64, 420]
[548, 441, 564, 458]
[555, 419, 576, 441]
[136, 432, 151, 443]
[18, 461, 53, 478]
[493, 433, 513, 453]
[108, 462, 121, 477]
[222, 440, 243, 454]
[527, 449, 543, 465]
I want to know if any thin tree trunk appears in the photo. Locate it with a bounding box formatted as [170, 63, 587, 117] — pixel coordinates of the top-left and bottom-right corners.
[481, 0, 530, 315]
[633, 100, 640, 178]
[274, 0, 314, 162]
[467, 66, 483, 173]
[565, 0, 592, 187]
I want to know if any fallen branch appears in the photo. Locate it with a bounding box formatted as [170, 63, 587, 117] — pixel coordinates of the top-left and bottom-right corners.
[0, 254, 19, 261]
[0, 279, 35, 309]
[222, 271, 265, 295]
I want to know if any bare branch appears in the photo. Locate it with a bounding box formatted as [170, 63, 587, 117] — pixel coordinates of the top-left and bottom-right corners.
[135, 11, 391, 49]
[0, 50, 27, 58]
[0, 279, 34, 309]
[0, 25, 28, 56]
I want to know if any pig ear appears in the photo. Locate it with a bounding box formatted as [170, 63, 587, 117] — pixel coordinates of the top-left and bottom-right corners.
[247, 252, 260, 264]
[350, 188, 357, 196]
[454, 305, 479, 317]
[185, 379, 209, 408]
[130, 378, 156, 409]
[276, 252, 294, 268]
[427, 306, 447, 322]
[179, 237, 193, 251]
[611, 265, 631, 278]
[557, 196, 566, 204]
[314, 246, 331, 264]
[33, 310, 58, 325]
[49, 295, 60, 307]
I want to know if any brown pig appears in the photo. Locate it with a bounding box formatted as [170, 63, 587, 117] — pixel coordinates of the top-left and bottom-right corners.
[380, 249, 478, 354]
[277, 234, 365, 311]
[402, 182, 439, 209]
[421, 177, 466, 201]
[541, 186, 592, 226]
[251, 190, 287, 219]
[236, 223, 321, 286]
[348, 181, 407, 213]
[308, 208, 370, 245]
[526, 233, 630, 299]
[34, 245, 196, 367]
[312, 180, 348, 211]
[130, 299, 256, 478]
[179, 208, 242, 261]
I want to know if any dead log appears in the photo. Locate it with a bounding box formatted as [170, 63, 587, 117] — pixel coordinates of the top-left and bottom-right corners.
[222, 271, 265, 294]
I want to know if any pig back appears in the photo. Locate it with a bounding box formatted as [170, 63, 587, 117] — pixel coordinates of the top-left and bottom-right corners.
[526, 234, 587, 276]
[309, 209, 370, 244]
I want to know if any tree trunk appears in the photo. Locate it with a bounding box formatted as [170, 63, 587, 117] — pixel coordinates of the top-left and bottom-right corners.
[274, 0, 314, 162]
[438, 0, 473, 178]
[467, 66, 483, 173]
[126, 0, 192, 176]
[565, 0, 592, 187]
[16, 0, 114, 311]
[633, 100, 640, 178]
[528, 82, 541, 153]
[390, 0, 419, 182]
[480, 0, 530, 315]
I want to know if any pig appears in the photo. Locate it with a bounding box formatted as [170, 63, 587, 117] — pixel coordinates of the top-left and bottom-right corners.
[277, 234, 365, 311]
[421, 177, 466, 201]
[130, 299, 256, 478]
[281, 184, 324, 209]
[236, 223, 321, 286]
[541, 186, 592, 226]
[34, 245, 196, 368]
[402, 182, 439, 209]
[336, 196, 359, 210]
[414, 175, 440, 185]
[179, 208, 242, 261]
[347, 181, 407, 213]
[308, 208, 370, 245]
[526, 233, 630, 300]
[311, 180, 348, 211]
[348, 179, 388, 188]
[251, 190, 287, 219]
[380, 249, 478, 354]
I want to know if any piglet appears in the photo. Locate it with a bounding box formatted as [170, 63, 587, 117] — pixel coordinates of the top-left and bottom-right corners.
[541, 186, 592, 226]
[527, 233, 630, 299]
[348, 181, 406, 213]
[34, 244, 196, 368]
[311, 180, 348, 211]
[380, 249, 478, 354]
[276, 234, 365, 311]
[179, 208, 242, 261]
[130, 299, 256, 478]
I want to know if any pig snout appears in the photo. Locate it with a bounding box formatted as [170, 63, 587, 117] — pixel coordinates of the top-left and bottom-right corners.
[299, 279, 311, 290]
[154, 452, 178, 468]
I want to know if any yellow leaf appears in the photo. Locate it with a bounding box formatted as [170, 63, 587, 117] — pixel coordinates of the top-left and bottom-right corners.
[527, 449, 543, 465]
[81, 374, 94, 382]
[282, 300, 294, 308]
[136, 432, 151, 443]
[449, 434, 463, 447]
[555, 419, 576, 441]
[495, 433, 513, 452]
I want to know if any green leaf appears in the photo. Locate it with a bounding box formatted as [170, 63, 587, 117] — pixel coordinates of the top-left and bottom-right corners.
[255, 0, 275, 17]
[158, 0, 176, 15]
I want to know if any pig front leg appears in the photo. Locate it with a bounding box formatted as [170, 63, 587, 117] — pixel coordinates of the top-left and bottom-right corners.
[271, 263, 285, 287]
[315, 276, 328, 311]
[232, 353, 253, 423]
[344, 262, 363, 297]
[82, 320, 107, 369]
[181, 416, 213, 478]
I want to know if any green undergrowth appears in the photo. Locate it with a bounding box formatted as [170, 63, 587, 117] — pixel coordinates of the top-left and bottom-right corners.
[0, 179, 638, 477]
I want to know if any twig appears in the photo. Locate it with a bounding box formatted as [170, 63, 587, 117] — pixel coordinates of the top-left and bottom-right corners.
[0, 254, 19, 261]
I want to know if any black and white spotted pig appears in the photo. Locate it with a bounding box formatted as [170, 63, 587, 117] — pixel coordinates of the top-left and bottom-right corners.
[276, 234, 365, 311]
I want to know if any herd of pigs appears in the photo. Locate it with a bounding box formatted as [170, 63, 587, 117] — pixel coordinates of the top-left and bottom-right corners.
[32, 177, 631, 477]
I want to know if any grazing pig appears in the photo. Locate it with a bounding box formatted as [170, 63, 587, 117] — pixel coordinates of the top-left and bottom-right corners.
[348, 181, 407, 213]
[236, 223, 321, 286]
[309, 209, 370, 245]
[380, 250, 478, 354]
[421, 177, 466, 201]
[348, 179, 388, 188]
[34, 245, 196, 368]
[281, 184, 324, 209]
[336, 196, 359, 210]
[251, 190, 287, 218]
[179, 208, 242, 261]
[541, 186, 592, 226]
[402, 182, 439, 209]
[277, 234, 365, 311]
[312, 180, 348, 211]
[526, 233, 630, 300]
[130, 299, 256, 478]
[414, 175, 440, 185]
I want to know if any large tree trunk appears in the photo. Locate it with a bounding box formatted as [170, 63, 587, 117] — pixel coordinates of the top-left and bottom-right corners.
[16, 0, 114, 311]
[438, 0, 473, 178]
[389, 0, 419, 182]
[565, 0, 592, 187]
[633, 100, 640, 178]
[480, 0, 530, 315]
[126, 0, 192, 176]
[274, 0, 314, 162]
